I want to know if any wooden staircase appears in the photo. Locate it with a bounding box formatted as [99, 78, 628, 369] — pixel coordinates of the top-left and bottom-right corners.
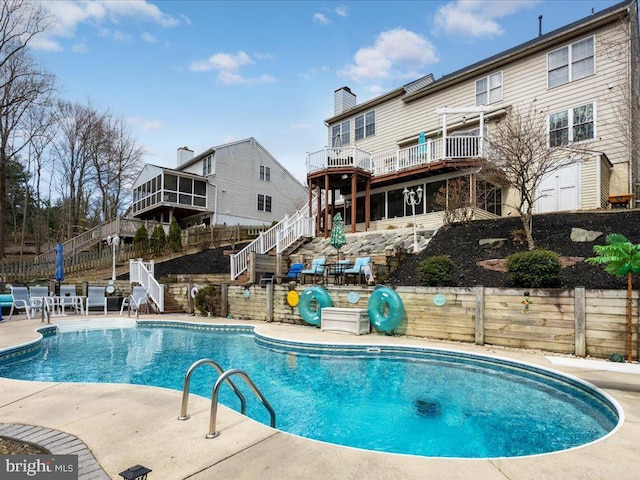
[160, 290, 186, 314]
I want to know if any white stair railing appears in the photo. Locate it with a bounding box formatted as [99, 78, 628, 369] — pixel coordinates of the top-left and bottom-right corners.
[230, 202, 318, 280]
[129, 259, 165, 312]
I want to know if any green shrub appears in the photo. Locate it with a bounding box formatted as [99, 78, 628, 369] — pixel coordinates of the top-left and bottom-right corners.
[506, 249, 561, 287]
[133, 224, 148, 256]
[150, 225, 167, 255]
[417, 256, 455, 286]
[194, 285, 218, 315]
[167, 218, 182, 252]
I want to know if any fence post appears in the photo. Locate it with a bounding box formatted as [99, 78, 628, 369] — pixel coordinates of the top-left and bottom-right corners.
[574, 287, 586, 357]
[266, 283, 274, 323]
[221, 284, 228, 318]
[475, 286, 485, 345]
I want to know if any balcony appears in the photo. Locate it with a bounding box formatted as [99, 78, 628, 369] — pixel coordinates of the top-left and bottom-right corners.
[306, 135, 483, 178]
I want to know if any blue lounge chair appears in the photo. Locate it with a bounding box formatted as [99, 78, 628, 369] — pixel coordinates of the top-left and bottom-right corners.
[344, 257, 371, 284]
[285, 263, 304, 281]
[301, 257, 326, 284]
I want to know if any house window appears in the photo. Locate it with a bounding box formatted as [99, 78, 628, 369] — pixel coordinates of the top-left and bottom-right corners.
[203, 154, 214, 176]
[258, 194, 272, 212]
[549, 103, 594, 147]
[331, 120, 350, 147]
[476, 180, 502, 216]
[260, 165, 271, 182]
[355, 110, 375, 141]
[548, 36, 594, 88]
[475, 71, 503, 106]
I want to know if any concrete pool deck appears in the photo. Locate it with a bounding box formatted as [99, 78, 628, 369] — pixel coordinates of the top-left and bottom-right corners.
[0, 314, 639, 480]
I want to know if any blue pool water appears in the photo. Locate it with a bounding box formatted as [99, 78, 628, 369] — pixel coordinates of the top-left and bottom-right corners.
[0, 323, 619, 458]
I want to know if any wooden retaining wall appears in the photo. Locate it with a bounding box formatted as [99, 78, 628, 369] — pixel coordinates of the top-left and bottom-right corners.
[198, 283, 639, 360]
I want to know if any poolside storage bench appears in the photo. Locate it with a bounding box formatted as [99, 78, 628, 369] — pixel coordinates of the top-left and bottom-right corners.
[321, 307, 370, 335]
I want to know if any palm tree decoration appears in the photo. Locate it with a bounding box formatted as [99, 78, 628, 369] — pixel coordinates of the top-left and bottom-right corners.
[586, 234, 640, 362]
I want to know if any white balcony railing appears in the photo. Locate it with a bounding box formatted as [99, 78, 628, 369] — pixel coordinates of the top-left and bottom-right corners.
[307, 136, 483, 177]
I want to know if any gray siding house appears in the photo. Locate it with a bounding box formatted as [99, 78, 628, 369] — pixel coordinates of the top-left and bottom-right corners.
[307, 0, 639, 235]
[131, 138, 307, 227]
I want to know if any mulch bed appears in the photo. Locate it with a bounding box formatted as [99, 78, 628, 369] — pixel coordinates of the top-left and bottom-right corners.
[386, 210, 639, 289]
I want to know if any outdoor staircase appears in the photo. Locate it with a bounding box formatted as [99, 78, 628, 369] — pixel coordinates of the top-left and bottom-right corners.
[162, 290, 186, 314]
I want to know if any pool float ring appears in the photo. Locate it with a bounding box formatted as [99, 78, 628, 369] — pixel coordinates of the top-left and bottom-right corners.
[190, 286, 199, 299]
[298, 286, 333, 326]
[368, 287, 404, 332]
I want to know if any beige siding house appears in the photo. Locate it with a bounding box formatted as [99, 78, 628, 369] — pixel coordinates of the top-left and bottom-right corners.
[306, 0, 638, 236]
[131, 138, 307, 228]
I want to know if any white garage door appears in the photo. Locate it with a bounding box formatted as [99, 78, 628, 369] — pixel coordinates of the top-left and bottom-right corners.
[537, 162, 580, 213]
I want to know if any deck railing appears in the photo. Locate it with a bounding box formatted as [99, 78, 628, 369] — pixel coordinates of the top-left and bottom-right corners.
[307, 136, 483, 177]
[230, 203, 317, 280]
[34, 217, 164, 265]
[129, 259, 164, 312]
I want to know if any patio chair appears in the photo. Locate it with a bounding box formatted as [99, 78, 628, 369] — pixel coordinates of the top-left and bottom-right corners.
[344, 257, 371, 284]
[29, 285, 49, 312]
[86, 286, 108, 315]
[300, 257, 326, 284]
[59, 284, 82, 315]
[284, 263, 304, 282]
[9, 286, 34, 320]
[120, 285, 148, 318]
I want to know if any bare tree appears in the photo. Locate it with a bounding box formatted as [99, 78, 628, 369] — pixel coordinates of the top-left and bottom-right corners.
[93, 115, 144, 223]
[50, 100, 102, 238]
[0, 45, 55, 255]
[481, 106, 584, 250]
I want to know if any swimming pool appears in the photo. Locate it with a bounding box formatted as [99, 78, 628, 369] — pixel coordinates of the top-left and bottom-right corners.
[0, 321, 621, 458]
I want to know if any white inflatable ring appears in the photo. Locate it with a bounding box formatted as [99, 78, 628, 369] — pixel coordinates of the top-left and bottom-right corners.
[190, 286, 199, 299]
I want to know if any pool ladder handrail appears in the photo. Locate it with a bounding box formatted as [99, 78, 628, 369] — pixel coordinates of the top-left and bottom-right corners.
[207, 368, 276, 439]
[178, 359, 247, 421]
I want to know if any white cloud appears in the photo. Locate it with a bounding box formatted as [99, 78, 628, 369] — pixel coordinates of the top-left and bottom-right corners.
[141, 32, 157, 43]
[433, 0, 538, 38]
[314, 13, 329, 25]
[335, 5, 348, 17]
[190, 51, 253, 72]
[300, 65, 330, 80]
[29, 36, 63, 52]
[34, 0, 185, 51]
[71, 43, 88, 54]
[338, 28, 438, 81]
[189, 51, 276, 86]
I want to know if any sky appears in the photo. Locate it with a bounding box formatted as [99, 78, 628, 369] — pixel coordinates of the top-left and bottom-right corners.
[30, 0, 624, 184]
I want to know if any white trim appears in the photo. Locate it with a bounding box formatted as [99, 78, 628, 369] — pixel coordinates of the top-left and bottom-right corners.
[547, 34, 596, 89]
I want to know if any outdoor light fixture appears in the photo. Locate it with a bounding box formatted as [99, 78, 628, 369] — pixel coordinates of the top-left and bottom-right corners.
[403, 186, 423, 253]
[118, 464, 152, 480]
[106, 234, 121, 285]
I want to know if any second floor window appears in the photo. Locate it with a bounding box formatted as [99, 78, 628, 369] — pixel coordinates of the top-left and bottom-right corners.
[203, 154, 214, 176]
[258, 194, 272, 212]
[331, 120, 350, 147]
[549, 103, 594, 147]
[475, 72, 503, 105]
[548, 36, 594, 88]
[260, 165, 271, 182]
[355, 110, 375, 141]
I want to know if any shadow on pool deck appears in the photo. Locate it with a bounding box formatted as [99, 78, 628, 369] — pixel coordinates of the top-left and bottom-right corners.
[0, 314, 639, 480]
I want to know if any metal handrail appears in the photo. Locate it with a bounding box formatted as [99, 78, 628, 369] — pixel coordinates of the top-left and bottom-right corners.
[178, 359, 247, 421]
[207, 368, 276, 439]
